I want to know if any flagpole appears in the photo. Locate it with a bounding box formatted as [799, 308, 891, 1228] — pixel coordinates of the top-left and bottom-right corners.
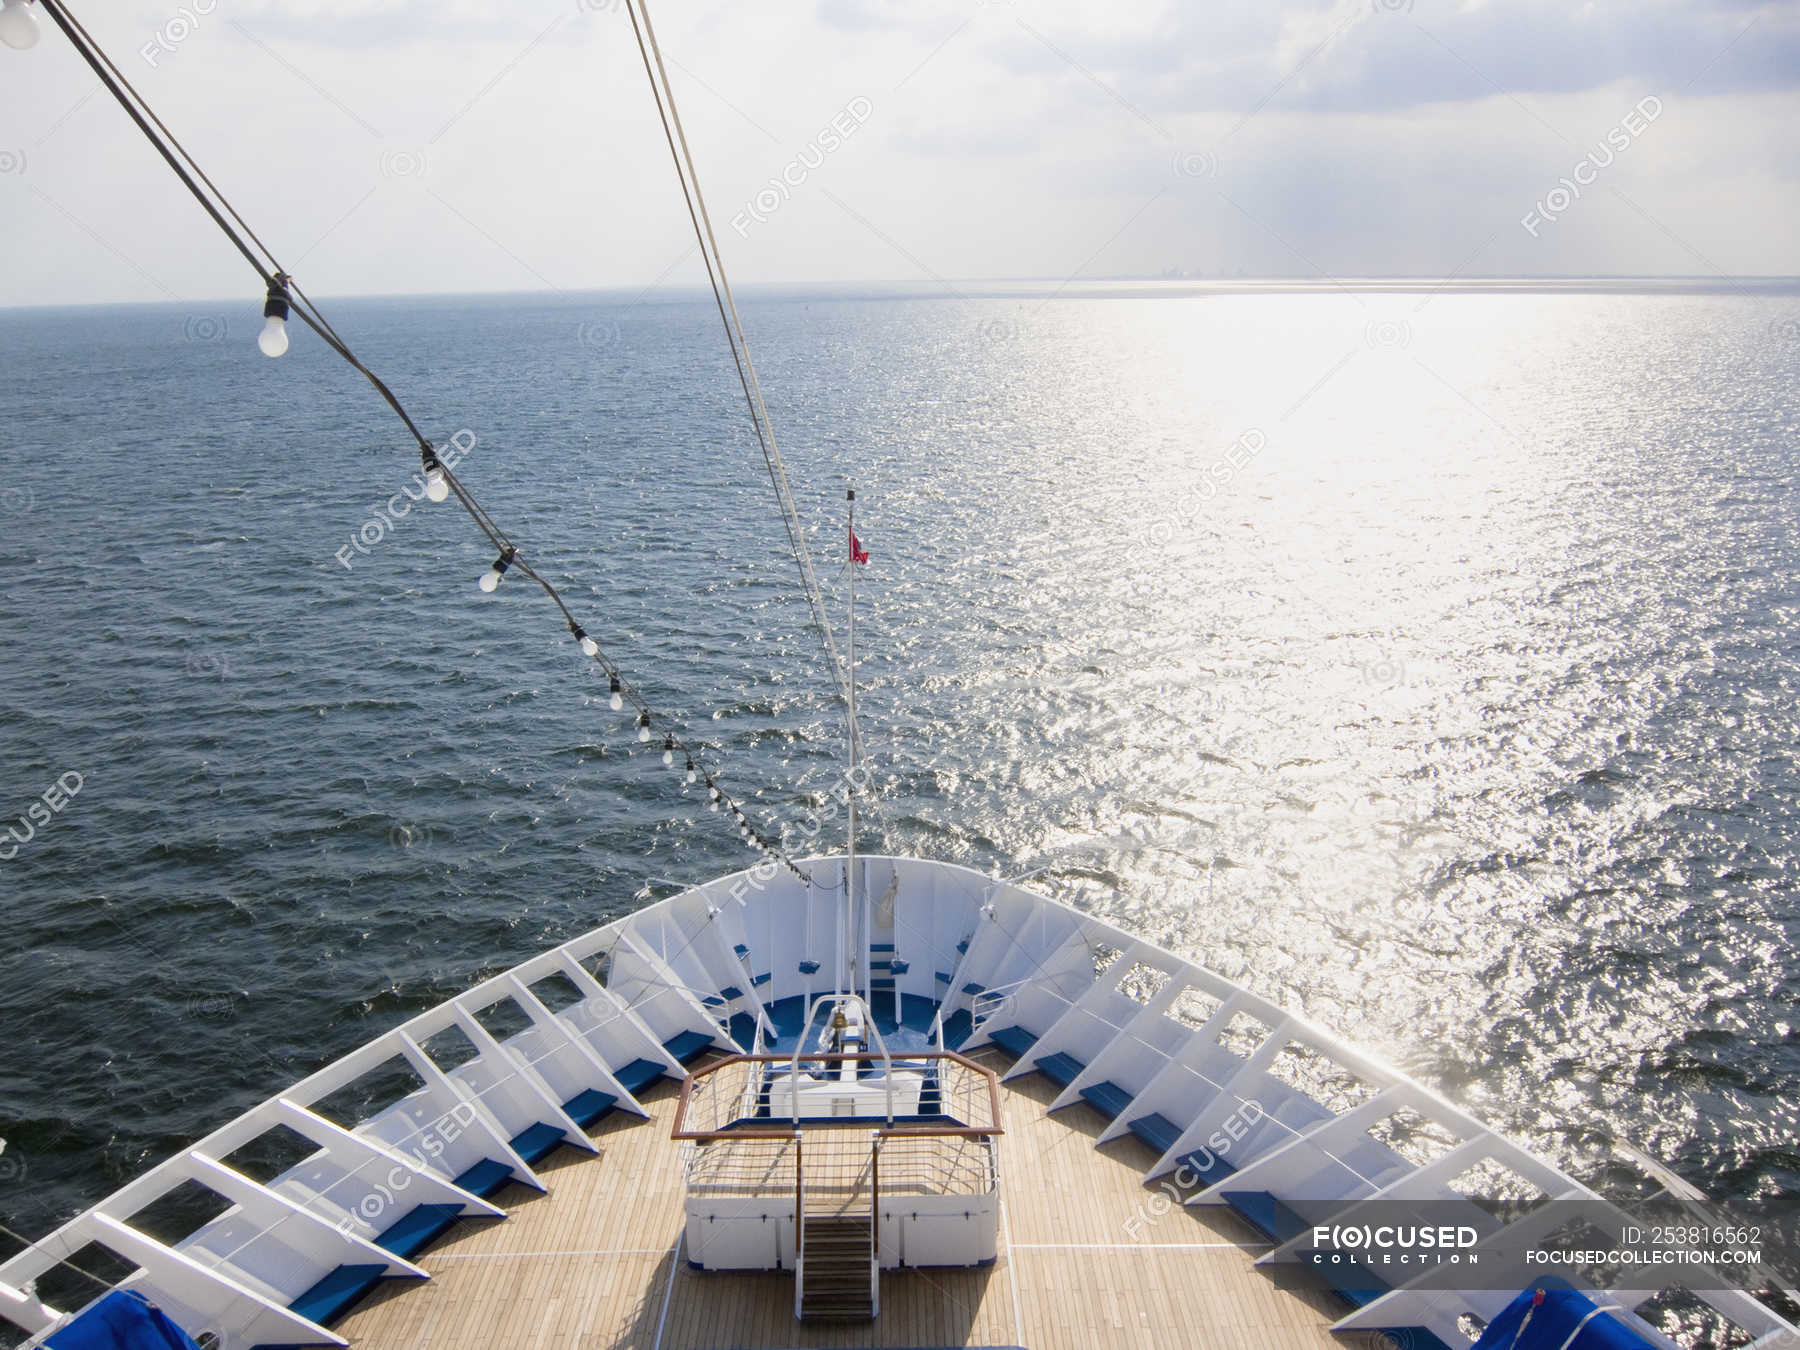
[844, 487, 857, 1006]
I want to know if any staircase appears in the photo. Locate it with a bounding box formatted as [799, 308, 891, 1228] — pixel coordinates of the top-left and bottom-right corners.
[798, 1215, 875, 1320]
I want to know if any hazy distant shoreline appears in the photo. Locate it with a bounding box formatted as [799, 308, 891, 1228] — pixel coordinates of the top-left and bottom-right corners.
[6, 275, 1800, 315]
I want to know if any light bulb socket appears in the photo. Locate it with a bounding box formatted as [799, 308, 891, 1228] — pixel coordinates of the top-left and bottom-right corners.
[609, 674, 622, 694]
[491, 547, 515, 577]
[263, 275, 291, 322]
[421, 445, 442, 473]
[570, 622, 587, 643]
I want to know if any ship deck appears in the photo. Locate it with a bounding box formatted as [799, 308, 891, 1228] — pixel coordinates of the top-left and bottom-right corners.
[330, 1046, 1345, 1350]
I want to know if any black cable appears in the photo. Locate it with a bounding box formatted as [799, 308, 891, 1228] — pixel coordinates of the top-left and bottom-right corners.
[35, 0, 812, 882]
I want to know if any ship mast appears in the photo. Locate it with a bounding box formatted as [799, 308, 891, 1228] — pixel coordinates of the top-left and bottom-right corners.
[844, 487, 858, 1004]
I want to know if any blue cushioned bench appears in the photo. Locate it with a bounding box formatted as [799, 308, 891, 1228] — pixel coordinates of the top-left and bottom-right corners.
[718, 985, 743, 1001]
[1127, 1112, 1183, 1154]
[562, 1088, 617, 1128]
[750, 971, 772, 987]
[961, 982, 985, 996]
[508, 1121, 566, 1166]
[615, 1058, 667, 1094]
[451, 1158, 514, 1198]
[733, 943, 748, 958]
[935, 971, 953, 985]
[1221, 1190, 1309, 1243]
[1179, 1149, 1237, 1188]
[662, 1029, 714, 1064]
[288, 1263, 387, 1327]
[986, 1025, 1037, 1058]
[1035, 1051, 1086, 1087]
[375, 1203, 463, 1259]
[1078, 1080, 1135, 1118]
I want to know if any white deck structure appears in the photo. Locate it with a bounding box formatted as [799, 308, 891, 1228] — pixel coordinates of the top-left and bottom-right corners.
[1, 857, 1793, 1350]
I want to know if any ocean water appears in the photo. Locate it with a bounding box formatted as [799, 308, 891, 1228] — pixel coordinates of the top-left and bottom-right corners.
[1, 287, 1798, 1309]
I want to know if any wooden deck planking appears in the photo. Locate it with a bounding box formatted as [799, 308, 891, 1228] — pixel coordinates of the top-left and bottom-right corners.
[332, 1057, 1346, 1350]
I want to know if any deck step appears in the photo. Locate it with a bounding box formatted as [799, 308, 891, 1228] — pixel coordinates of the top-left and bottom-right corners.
[985, 1025, 1037, 1058]
[940, 1009, 972, 1050]
[615, 1058, 667, 1095]
[450, 1158, 514, 1198]
[1221, 1190, 1309, 1244]
[561, 1088, 618, 1129]
[662, 1029, 714, 1064]
[1179, 1149, 1237, 1188]
[374, 1203, 464, 1259]
[1078, 1080, 1135, 1118]
[1127, 1112, 1183, 1155]
[508, 1121, 566, 1165]
[1035, 1051, 1086, 1087]
[287, 1263, 387, 1327]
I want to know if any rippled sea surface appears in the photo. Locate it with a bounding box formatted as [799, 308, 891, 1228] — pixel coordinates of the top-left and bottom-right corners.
[1, 288, 1797, 1270]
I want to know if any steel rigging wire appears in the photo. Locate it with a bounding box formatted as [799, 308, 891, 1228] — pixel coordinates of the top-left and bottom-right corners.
[29, 0, 820, 883]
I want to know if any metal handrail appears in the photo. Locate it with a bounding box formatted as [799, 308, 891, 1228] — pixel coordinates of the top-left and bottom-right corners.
[672, 1052, 1005, 1141]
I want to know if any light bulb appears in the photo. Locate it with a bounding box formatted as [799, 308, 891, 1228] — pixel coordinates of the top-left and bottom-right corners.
[580, 635, 598, 658]
[636, 712, 651, 743]
[478, 548, 513, 593]
[637, 724, 651, 743]
[0, 0, 40, 50]
[663, 749, 675, 767]
[608, 675, 623, 711]
[710, 800, 719, 811]
[257, 315, 289, 358]
[424, 464, 450, 502]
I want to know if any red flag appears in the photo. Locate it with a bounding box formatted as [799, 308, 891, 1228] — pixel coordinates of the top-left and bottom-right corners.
[849, 528, 868, 564]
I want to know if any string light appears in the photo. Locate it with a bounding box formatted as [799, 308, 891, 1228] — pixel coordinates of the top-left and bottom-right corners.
[26, 0, 819, 886]
[0, 0, 39, 49]
[257, 274, 290, 358]
[422, 447, 451, 504]
[478, 546, 515, 593]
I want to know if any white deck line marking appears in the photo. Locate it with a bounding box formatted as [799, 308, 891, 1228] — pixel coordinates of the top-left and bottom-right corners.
[651, 1233, 682, 1350]
[997, 1192, 1025, 1341]
[1008, 1242, 1252, 1250]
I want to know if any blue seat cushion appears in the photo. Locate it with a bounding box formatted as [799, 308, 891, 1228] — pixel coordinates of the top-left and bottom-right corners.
[1179, 1149, 1238, 1188]
[615, 1058, 667, 1094]
[375, 1203, 463, 1259]
[287, 1263, 386, 1327]
[986, 1025, 1037, 1058]
[733, 943, 749, 957]
[751, 971, 772, 986]
[961, 982, 985, 996]
[508, 1121, 566, 1165]
[718, 985, 743, 1001]
[1222, 1190, 1309, 1243]
[888, 959, 910, 974]
[451, 1158, 513, 1198]
[562, 1088, 617, 1128]
[1127, 1113, 1183, 1154]
[798, 960, 820, 975]
[663, 1029, 714, 1064]
[1079, 1080, 1134, 1118]
[1035, 1051, 1085, 1086]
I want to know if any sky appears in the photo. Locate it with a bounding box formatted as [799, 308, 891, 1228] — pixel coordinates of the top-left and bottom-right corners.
[0, 0, 1796, 308]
